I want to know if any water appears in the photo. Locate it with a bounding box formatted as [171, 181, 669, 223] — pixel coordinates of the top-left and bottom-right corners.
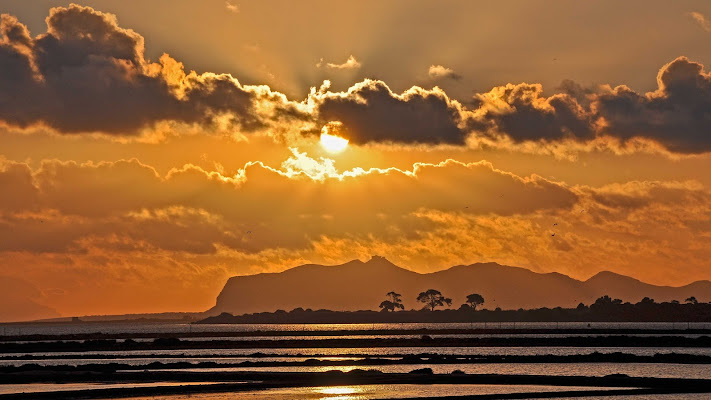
[0, 382, 225, 395]
[1, 321, 709, 337]
[3, 322, 710, 399]
[5, 346, 711, 359]
[148, 362, 711, 379]
[4, 332, 708, 345]
[2, 347, 710, 367]
[95, 385, 706, 400]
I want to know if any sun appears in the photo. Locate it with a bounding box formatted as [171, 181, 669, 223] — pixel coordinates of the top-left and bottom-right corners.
[320, 132, 349, 153]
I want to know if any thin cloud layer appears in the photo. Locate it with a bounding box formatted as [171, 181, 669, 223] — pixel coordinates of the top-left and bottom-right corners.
[0, 156, 577, 254]
[689, 11, 711, 32]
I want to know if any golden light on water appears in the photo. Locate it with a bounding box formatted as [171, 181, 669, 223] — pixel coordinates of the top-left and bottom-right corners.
[314, 385, 365, 399]
[320, 132, 349, 153]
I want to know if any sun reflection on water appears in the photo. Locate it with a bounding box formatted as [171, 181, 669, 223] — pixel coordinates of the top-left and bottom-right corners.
[313, 385, 366, 399]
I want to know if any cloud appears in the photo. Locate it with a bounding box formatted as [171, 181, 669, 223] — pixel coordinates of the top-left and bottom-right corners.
[310, 80, 472, 145]
[317, 55, 362, 70]
[2, 7, 711, 154]
[0, 5, 295, 136]
[470, 83, 594, 143]
[689, 11, 711, 32]
[428, 65, 461, 80]
[0, 156, 577, 255]
[3, 154, 711, 317]
[592, 57, 711, 153]
[225, 1, 239, 14]
[466, 56, 711, 154]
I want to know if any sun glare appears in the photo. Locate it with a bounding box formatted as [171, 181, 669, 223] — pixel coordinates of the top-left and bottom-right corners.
[320, 132, 349, 153]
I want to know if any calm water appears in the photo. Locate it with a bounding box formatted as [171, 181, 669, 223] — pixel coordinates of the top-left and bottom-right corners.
[2, 347, 710, 367]
[0, 382, 225, 395]
[4, 322, 711, 399]
[5, 346, 711, 359]
[5, 332, 709, 345]
[2, 322, 710, 336]
[149, 362, 711, 379]
[95, 385, 710, 400]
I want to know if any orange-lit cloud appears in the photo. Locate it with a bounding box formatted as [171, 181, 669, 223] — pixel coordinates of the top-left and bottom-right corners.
[689, 11, 711, 32]
[317, 55, 362, 70]
[428, 65, 461, 80]
[225, 1, 239, 14]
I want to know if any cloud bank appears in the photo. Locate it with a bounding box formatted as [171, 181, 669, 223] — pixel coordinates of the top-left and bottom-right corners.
[0, 5, 711, 154]
[1, 5, 711, 154]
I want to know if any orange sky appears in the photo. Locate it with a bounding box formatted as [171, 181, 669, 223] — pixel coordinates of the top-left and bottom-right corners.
[1, 1, 711, 321]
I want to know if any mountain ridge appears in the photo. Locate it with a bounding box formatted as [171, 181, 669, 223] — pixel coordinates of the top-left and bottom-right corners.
[210, 256, 711, 315]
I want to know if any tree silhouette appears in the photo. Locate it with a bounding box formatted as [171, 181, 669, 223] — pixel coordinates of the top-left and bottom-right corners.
[379, 291, 405, 312]
[686, 296, 698, 304]
[417, 289, 452, 311]
[464, 293, 485, 310]
[590, 295, 622, 312]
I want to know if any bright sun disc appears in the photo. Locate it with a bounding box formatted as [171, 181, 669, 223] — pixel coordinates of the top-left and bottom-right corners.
[320, 132, 349, 153]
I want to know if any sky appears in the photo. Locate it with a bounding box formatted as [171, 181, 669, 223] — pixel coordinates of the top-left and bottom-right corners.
[1, 1, 711, 320]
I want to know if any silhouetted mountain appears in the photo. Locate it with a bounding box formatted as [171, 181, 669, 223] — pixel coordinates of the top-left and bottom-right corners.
[208, 256, 711, 315]
[0, 276, 60, 322]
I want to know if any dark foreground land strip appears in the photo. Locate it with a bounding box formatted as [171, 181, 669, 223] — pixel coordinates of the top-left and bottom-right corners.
[3, 335, 711, 353]
[3, 328, 711, 342]
[1, 372, 711, 400]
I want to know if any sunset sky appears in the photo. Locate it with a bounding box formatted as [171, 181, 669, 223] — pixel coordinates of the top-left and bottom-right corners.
[2, 0, 711, 321]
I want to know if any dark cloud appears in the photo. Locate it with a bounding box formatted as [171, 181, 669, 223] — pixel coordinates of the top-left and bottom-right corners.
[2, 6, 711, 153]
[464, 57, 711, 154]
[592, 57, 711, 153]
[470, 83, 594, 142]
[0, 5, 279, 135]
[313, 80, 470, 145]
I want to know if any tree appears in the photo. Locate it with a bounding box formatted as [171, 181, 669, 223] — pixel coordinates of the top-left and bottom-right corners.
[686, 296, 698, 305]
[417, 289, 452, 311]
[638, 297, 655, 305]
[464, 293, 485, 310]
[379, 291, 405, 312]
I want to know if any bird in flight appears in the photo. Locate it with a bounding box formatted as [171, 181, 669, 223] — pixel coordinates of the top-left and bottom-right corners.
[551, 233, 556, 237]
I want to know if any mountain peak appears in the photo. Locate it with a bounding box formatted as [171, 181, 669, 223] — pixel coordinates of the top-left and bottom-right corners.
[366, 255, 391, 264]
[362, 255, 403, 270]
[586, 270, 641, 283]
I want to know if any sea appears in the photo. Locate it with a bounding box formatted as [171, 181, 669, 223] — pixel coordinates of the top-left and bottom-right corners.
[2, 321, 710, 399]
